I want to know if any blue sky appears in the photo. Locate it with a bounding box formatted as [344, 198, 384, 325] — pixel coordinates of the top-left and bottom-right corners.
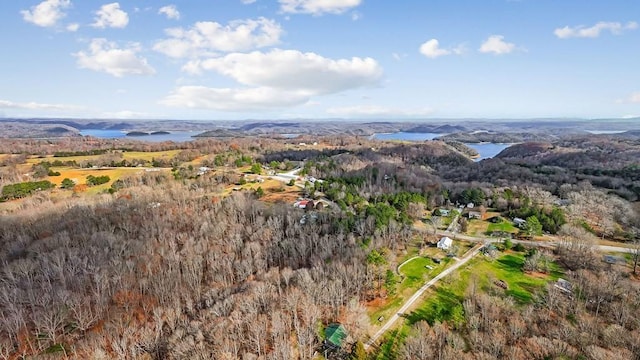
[1, 0, 639, 120]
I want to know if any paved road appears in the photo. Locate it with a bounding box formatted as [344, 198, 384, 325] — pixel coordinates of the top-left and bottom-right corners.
[270, 167, 302, 184]
[365, 243, 483, 349]
[437, 230, 636, 254]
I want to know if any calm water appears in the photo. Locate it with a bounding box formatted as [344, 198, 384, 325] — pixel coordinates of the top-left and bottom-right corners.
[465, 143, 511, 160]
[372, 132, 511, 160]
[80, 129, 198, 142]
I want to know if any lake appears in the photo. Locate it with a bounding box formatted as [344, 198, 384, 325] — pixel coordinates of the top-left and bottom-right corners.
[465, 143, 512, 160]
[80, 129, 198, 142]
[372, 132, 511, 160]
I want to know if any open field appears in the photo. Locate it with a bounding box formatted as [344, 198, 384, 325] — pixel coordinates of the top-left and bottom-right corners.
[24, 150, 181, 165]
[47, 167, 145, 187]
[47, 167, 161, 195]
[373, 251, 564, 359]
[486, 220, 518, 234]
[121, 150, 181, 162]
[367, 237, 478, 328]
[221, 178, 301, 203]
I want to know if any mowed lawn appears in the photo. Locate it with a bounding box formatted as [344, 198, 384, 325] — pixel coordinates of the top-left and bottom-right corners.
[407, 253, 562, 326]
[368, 254, 453, 326]
[487, 220, 518, 234]
[373, 252, 563, 359]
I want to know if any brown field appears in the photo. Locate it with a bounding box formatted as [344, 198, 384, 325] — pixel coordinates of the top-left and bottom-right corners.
[121, 150, 181, 162]
[47, 167, 143, 186]
[466, 211, 502, 235]
[24, 150, 181, 165]
[221, 178, 301, 204]
[26, 154, 101, 165]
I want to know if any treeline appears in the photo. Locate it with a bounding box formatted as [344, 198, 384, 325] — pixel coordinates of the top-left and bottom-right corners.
[506, 205, 566, 234]
[86, 175, 110, 186]
[1, 180, 54, 201]
[54, 149, 108, 157]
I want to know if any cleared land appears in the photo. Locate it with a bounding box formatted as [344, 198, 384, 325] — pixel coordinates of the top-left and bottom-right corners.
[373, 251, 563, 359]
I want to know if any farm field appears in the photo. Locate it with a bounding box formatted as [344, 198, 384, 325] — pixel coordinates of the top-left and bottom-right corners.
[24, 150, 182, 165]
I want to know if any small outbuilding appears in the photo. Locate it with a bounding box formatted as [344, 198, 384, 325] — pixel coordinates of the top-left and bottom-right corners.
[468, 211, 482, 220]
[437, 236, 453, 250]
[323, 323, 347, 351]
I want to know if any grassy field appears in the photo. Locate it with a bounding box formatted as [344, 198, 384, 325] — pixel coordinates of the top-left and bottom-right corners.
[25, 150, 181, 165]
[466, 219, 488, 236]
[121, 150, 181, 162]
[47, 167, 150, 194]
[407, 253, 562, 324]
[368, 256, 452, 326]
[219, 178, 302, 204]
[398, 257, 439, 291]
[372, 251, 564, 359]
[367, 245, 458, 328]
[487, 220, 518, 234]
[26, 155, 99, 165]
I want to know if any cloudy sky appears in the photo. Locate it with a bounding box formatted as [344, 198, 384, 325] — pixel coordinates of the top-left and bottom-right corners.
[1, 0, 639, 120]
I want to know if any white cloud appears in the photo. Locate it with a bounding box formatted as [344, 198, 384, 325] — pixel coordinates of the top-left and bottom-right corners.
[326, 105, 433, 118]
[92, 2, 129, 29]
[554, 21, 638, 39]
[21, 0, 71, 27]
[616, 92, 640, 104]
[392, 53, 407, 61]
[0, 99, 79, 110]
[419, 39, 466, 59]
[627, 92, 640, 103]
[160, 86, 309, 111]
[164, 49, 382, 111]
[419, 39, 451, 59]
[479, 35, 516, 55]
[241, 0, 257, 3]
[158, 5, 180, 20]
[279, 0, 362, 15]
[154, 18, 282, 58]
[66, 23, 79, 32]
[74, 38, 155, 77]
[183, 49, 382, 94]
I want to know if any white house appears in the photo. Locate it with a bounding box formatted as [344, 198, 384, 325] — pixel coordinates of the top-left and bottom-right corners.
[437, 237, 453, 250]
[513, 217, 527, 228]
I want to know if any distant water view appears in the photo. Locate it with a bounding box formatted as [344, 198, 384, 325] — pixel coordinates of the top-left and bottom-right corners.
[372, 132, 511, 160]
[80, 129, 197, 142]
[465, 143, 512, 160]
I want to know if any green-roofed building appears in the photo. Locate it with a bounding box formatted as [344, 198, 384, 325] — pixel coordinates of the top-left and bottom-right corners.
[324, 323, 347, 350]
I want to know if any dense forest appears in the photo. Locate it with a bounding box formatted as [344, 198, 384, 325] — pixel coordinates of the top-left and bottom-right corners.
[0, 133, 639, 359]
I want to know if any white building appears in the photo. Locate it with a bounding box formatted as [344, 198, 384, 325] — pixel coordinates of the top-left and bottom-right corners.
[437, 237, 453, 250]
